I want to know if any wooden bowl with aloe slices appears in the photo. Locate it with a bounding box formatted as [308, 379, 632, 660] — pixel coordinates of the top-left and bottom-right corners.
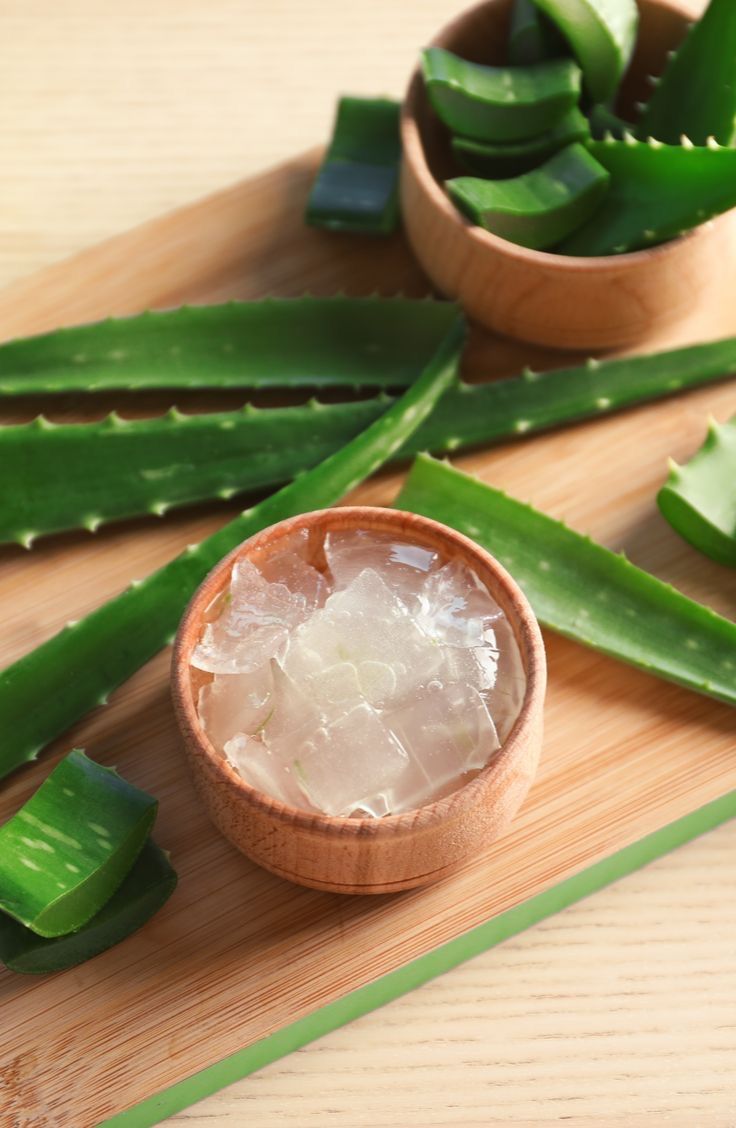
[172, 506, 546, 895]
[401, 0, 736, 349]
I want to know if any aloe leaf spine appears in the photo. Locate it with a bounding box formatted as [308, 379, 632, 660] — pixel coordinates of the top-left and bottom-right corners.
[396, 455, 736, 707]
[3, 331, 736, 545]
[657, 416, 736, 567]
[0, 750, 157, 937]
[0, 317, 465, 782]
[0, 297, 458, 397]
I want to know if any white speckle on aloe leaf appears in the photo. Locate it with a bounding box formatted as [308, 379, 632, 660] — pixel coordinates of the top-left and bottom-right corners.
[62, 788, 75, 797]
[643, 229, 656, 241]
[218, 487, 236, 500]
[596, 397, 611, 410]
[241, 508, 254, 519]
[445, 437, 461, 451]
[723, 659, 734, 671]
[88, 822, 111, 837]
[466, 524, 481, 537]
[404, 405, 419, 423]
[685, 639, 699, 650]
[20, 836, 54, 853]
[72, 353, 87, 364]
[514, 419, 531, 434]
[220, 420, 236, 430]
[96, 838, 113, 851]
[65, 863, 81, 874]
[107, 349, 127, 361]
[585, 358, 599, 371]
[18, 811, 82, 849]
[19, 857, 41, 872]
[539, 560, 551, 572]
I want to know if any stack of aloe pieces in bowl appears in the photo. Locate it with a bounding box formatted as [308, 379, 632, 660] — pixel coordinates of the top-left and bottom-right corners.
[422, 0, 736, 254]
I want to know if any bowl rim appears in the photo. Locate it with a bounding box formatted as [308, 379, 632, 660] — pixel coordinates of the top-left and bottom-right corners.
[401, 0, 711, 272]
[171, 505, 546, 840]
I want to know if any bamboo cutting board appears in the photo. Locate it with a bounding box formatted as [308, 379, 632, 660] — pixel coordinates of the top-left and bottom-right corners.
[0, 150, 734, 1128]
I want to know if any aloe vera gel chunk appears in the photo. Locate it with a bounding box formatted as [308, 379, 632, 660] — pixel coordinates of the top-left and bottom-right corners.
[447, 143, 609, 250]
[0, 750, 157, 937]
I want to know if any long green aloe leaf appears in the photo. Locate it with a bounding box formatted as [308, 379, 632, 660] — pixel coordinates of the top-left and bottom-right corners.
[637, 0, 736, 146]
[558, 137, 736, 256]
[658, 416, 736, 567]
[397, 455, 736, 707]
[422, 48, 581, 142]
[305, 97, 401, 234]
[0, 317, 464, 782]
[508, 0, 566, 64]
[447, 143, 609, 250]
[451, 107, 589, 179]
[0, 750, 157, 937]
[0, 298, 458, 397]
[0, 838, 176, 974]
[532, 0, 638, 103]
[4, 331, 736, 545]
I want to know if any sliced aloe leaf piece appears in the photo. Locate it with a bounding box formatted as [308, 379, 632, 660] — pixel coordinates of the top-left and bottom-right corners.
[305, 96, 401, 234]
[446, 143, 609, 250]
[532, 0, 638, 103]
[421, 48, 581, 142]
[0, 838, 176, 974]
[658, 416, 736, 567]
[0, 750, 157, 937]
[452, 107, 589, 178]
[0, 297, 458, 397]
[508, 0, 566, 64]
[637, 0, 736, 146]
[558, 137, 736, 256]
[397, 455, 736, 707]
[0, 317, 464, 782]
[4, 331, 736, 545]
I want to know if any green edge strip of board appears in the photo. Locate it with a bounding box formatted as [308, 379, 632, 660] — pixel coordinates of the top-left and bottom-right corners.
[101, 790, 735, 1128]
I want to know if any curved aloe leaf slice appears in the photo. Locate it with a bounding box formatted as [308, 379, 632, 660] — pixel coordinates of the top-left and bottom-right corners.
[3, 332, 736, 545]
[0, 317, 464, 782]
[0, 298, 458, 397]
[0, 750, 157, 937]
[451, 107, 589, 178]
[305, 96, 401, 235]
[558, 137, 736, 256]
[447, 143, 609, 250]
[532, 0, 638, 103]
[658, 416, 736, 567]
[397, 455, 736, 707]
[637, 0, 736, 146]
[0, 839, 176, 974]
[508, 0, 566, 64]
[422, 48, 581, 142]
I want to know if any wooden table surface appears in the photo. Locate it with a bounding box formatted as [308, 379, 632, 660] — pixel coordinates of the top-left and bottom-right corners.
[2, 3, 734, 1125]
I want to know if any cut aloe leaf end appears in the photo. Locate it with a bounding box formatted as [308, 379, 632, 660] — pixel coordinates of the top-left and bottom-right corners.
[532, 0, 639, 103]
[558, 137, 736, 257]
[637, 0, 736, 146]
[658, 416, 736, 568]
[508, 0, 567, 64]
[396, 455, 736, 708]
[421, 48, 582, 143]
[0, 838, 176, 975]
[306, 97, 401, 234]
[451, 106, 589, 179]
[0, 297, 459, 398]
[446, 143, 609, 250]
[0, 750, 157, 937]
[0, 316, 465, 783]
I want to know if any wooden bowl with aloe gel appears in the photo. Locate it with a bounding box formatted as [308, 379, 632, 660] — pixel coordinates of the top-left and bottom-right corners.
[401, 0, 736, 350]
[171, 507, 546, 895]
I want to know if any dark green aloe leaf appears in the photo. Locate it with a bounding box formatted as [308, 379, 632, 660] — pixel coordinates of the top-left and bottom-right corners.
[452, 107, 589, 178]
[508, 0, 566, 64]
[532, 0, 639, 103]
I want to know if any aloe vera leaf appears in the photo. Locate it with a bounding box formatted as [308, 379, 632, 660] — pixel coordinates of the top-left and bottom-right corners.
[305, 96, 401, 234]
[421, 48, 581, 143]
[0, 297, 459, 397]
[451, 107, 589, 178]
[0, 750, 157, 937]
[587, 103, 633, 140]
[396, 455, 736, 707]
[4, 331, 736, 545]
[508, 0, 566, 64]
[558, 137, 736, 256]
[446, 143, 609, 250]
[657, 417, 736, 568]
[0, 838, 176, 974]
[637, 0, 736, 146]
[532, 0, 639, 103]
[0, 318, 464, 782]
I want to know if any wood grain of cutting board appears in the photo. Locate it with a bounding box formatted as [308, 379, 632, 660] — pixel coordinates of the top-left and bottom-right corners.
[0, 149, 734, 1128]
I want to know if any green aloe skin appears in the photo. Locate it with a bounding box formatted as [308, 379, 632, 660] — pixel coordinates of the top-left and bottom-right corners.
[0, 297, 458, 396]
[0, 750, 157, 937]
[0, 317, 465, 783]
[0, 838, 176, 974]
[447, 142, 609, 249]
[508, 0, 566, 65]
[531, 0, 639, 103]
[658, 416, 736, 567]
[305, 96, 402, 234]
[422, 48, 582, 142]
[3, 327, 736, 544]
[451, 107, 590, 179]
[397, 455, 736, 707]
